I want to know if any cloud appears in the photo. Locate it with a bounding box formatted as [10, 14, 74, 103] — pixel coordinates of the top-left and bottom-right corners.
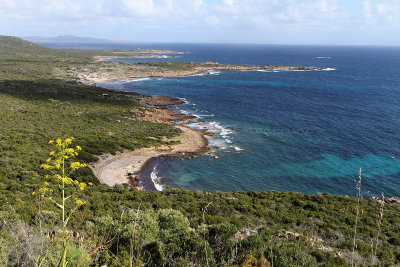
[121, 0, 155, 17]
[0, 0, 400, 44]
[362, 0, 400, 28]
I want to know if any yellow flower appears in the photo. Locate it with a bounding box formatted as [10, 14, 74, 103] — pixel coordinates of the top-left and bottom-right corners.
[71, 162, 81, 169]
[56, 138, 62, 145]
[32, 191, 36, 196]
[46, 158, 51, 162]
[43, 181, 49, 186]
[88, 182, 93, 186]
[49, 151, 55, 156]
[48, 140, 54, 144]
[75, 198, 85, 205]
[79, 182, 87, 191]
[41, 164, 51, 170]
[76, 146, 82, 151]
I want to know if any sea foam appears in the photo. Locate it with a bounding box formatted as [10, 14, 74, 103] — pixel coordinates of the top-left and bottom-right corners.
[150, 163, 166, 191]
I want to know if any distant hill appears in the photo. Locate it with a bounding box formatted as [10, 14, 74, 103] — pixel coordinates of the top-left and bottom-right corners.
[0, 35, 55, 55]
[23, 35, 136, 44]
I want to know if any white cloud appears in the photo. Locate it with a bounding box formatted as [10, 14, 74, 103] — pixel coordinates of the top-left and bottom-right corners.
[121, 0, 155, 17]
[362, 0, 400, 27]
[0, 0, 400, 44]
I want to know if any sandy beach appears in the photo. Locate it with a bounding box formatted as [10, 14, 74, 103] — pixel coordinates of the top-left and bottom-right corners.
[90, 125, 210, 188]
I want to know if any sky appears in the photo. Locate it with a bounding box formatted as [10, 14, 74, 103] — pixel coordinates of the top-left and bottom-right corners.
[0, 0, 399, 45]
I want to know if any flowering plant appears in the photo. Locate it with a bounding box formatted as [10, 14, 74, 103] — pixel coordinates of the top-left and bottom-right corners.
[36, 137, 90, 267]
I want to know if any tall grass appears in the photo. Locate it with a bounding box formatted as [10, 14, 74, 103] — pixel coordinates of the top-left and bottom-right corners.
[351, 168, 362, 267]
[371, 192, 385, 266]
[202, 202, 212, 267]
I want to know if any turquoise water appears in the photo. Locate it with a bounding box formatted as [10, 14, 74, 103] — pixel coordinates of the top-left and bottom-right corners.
[92, 44, 400, 197]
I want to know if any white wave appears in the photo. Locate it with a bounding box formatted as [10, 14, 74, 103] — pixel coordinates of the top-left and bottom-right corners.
[316, 56, 331, 59]
[206, 136, 228, 148]
[188, 121, 235, 150]
[208, 70, 220, 75]
[190, 70, 221, 77]
[150, 163, 165, 191]
[190, 72, 207, 77]
[132, 78, 151, 82]
[207, 121, 234, 136]
[179, 97, 189, 104]
[322, 68, 336, 71]
[256, 70, 272, 72]
[175, 107, 239, 152]
[225, 138, 233, 144]
[234, 146, 244, 151]
[195, 114, 215, 118]
[179, 109, 201, 119]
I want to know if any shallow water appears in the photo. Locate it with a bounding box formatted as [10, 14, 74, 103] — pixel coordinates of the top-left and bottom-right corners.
[80, 43, 400, 196]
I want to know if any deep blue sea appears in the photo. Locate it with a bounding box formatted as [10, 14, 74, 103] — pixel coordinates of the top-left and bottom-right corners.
[44, 42, 400, 197]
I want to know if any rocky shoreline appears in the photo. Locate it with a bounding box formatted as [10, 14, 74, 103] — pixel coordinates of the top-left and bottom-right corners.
[82, 60, 329, 189]
[73, 61, 328, 84]
[90, 96, 211, 189]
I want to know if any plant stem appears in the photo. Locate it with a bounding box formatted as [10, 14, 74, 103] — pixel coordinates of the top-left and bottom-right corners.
[372, 192, 385, 266]
[351, 168, 362, 267]
[59, 152, 66, 267]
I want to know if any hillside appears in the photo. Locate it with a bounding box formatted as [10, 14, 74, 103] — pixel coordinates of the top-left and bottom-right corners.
[0, 36, 54, 55]
[0, 36, 399, 266]
[23, 35, 137, 44]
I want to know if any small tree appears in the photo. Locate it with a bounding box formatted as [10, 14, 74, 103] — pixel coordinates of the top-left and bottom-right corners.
[37, 137, 90, 267]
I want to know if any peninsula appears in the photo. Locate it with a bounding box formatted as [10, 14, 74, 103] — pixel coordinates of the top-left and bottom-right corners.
[2, 36, 399, 266]
[71, 60, 326, 83]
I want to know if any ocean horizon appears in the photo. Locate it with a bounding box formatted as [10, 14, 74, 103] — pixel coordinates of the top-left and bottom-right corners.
[44, 42, 400, 197]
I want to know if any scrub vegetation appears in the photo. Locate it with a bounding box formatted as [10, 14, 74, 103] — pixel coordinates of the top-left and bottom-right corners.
[0, 36, 399, 266]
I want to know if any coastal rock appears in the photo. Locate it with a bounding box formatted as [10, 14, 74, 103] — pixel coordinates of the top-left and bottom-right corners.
[139, 95, 185, 106]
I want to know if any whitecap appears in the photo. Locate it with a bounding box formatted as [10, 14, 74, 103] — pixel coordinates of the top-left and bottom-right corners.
[179, 97, 189, 104]
[256, 70, 272, 72]
[316, 57, 331, 59]
[150, 163, 165, 191]
[179, 109, 191, 115]
[208, 70, 221, 75]
[195, 114, 215, 118]
[190, 72, 207, 77]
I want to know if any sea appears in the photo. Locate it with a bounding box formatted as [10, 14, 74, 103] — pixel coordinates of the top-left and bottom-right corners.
[43, 42, 400, 197]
